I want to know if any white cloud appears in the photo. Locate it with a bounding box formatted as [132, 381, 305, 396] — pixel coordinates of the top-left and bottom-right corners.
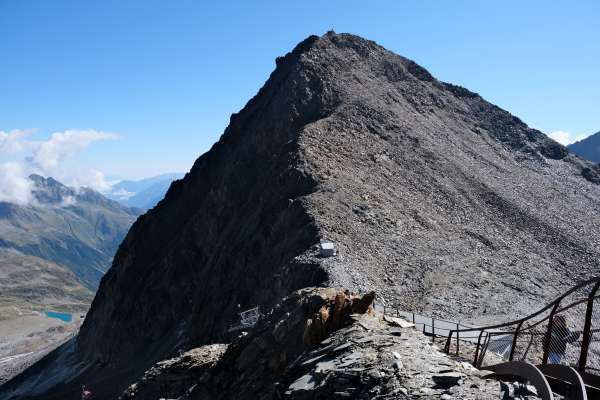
[0, 129, 36, 154]
[59, 195, 77, 207]
[69, 168, 113, 193]
[27, 129, 119, 170]
[0, 129, 120, 205]
[548, 130, 589, 146]
[0, 162, 33, 205]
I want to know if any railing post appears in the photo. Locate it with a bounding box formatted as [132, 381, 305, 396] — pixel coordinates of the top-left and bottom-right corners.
[509, 321, 523, 361]
[412, 313, 415, 325]
[444, 331, 453, 353]
[456, 322, 460, 356]
[542, 301, 561, 365]
[431, 318, 435, 342]
[578, 281, 600, 372]
[473, 330, 484, 365]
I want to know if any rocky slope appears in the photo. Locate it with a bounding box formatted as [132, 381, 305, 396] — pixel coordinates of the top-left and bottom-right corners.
[0, 174, 140, 290]
[568, 131, 600, 163]
[3, 31, 600, 399]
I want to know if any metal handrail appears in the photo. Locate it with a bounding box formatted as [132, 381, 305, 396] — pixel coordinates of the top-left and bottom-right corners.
[446, 277, 600, 335]
[377, 277, 600, 377]
[441, 276, 600, 374]
[376, 304, 478, 347]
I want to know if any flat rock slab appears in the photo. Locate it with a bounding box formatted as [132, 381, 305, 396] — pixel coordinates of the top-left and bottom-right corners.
[288, 374, 317, 392]
[383, 315, 415, 328]
[432, 372, 463, 388]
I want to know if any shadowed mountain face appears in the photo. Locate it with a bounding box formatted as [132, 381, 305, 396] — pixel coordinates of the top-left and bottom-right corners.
[568, 131, 600, 163]
[3, 32, 600, 400]
[0, 175, 140, 290]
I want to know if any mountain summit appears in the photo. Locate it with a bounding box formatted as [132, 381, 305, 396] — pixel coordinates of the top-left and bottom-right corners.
[3, 32, 600, 399]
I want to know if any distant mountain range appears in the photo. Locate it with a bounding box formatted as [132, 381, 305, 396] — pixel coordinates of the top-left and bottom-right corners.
[568, 131, 600, 163]
[0, 173, 173, 316]
[0, 175, 140, 295]
[106, 173, 183, 209]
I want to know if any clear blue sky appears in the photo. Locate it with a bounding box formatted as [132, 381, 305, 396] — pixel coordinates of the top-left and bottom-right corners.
[1, 0, 598, 180]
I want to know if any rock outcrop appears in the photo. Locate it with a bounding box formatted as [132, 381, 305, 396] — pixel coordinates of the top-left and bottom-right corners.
[3, 31, 600, 399]
[122, 288, 539, 400]
[121, 344, 227, 399]
[303, 290, 375, 347]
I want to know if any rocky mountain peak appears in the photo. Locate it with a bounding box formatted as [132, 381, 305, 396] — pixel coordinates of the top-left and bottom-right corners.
[24, 174, 141, 213]
[28, 174, 75, 205]
[3, 32, 600, 399]
[73, 30, 596, 386]
[28, 173, 64, 187]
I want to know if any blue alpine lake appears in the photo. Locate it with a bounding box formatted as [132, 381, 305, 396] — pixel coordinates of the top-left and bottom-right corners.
[45, 311, 72, 322]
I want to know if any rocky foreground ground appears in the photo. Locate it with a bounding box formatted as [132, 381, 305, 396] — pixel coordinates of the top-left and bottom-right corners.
[120, 288, 540, 400]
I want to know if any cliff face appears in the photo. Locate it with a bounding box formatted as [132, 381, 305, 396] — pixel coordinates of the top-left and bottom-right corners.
[3, 32, 600, 399]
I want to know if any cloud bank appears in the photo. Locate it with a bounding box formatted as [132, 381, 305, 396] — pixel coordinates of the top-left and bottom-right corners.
[0, 129, 36, 154]
[27, 130, 119, 170]
[0, 162, 34, 205]
[0, 129, 118, 205]
[548, 130, 589, 146]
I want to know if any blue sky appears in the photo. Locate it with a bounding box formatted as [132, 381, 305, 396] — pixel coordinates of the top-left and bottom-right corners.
[0, 0, 598, 188]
